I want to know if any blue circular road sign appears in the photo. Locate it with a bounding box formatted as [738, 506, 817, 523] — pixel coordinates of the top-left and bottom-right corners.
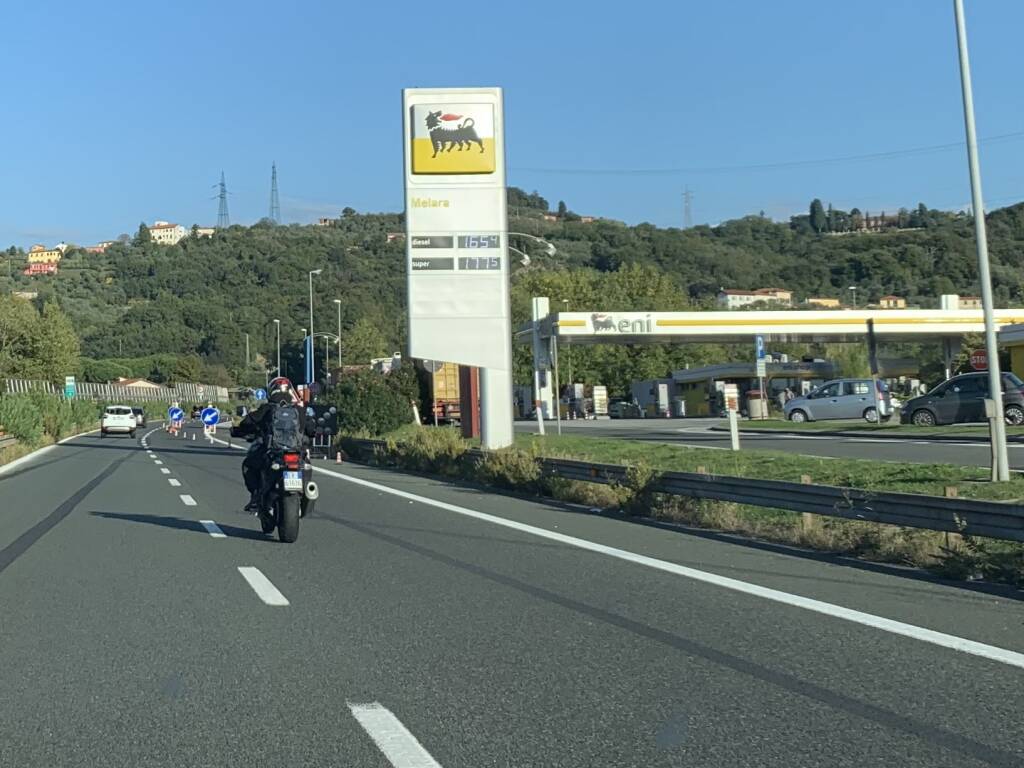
[168, 407, 185, 422]
[254, 388, 267, 401]
[200, 407, 220, 426]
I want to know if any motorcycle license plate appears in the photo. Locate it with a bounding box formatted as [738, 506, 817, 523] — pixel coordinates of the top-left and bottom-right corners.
[283, 471, 303, 491]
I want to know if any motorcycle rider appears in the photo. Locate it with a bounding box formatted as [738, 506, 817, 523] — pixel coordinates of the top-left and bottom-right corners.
[234, 377, 315, 511]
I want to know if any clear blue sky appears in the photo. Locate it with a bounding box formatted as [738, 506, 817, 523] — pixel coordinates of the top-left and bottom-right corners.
[3, 0, 1022, 247]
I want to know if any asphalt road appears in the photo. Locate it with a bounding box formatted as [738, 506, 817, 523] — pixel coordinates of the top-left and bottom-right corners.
[3, 422, 1024, 766]
[515, 417, 1024, 468]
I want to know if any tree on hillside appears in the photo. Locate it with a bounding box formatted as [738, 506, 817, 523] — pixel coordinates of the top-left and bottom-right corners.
[172, 354, 202, 383]
[557, 200, 568, 217]
[810, 199, 827, 234]
[33, 302, 80, 382]
[0, 295, 38, 379]
[134, 222, 151, 246]
[342, 207, 356, 217]
[343, 318, 389, 364]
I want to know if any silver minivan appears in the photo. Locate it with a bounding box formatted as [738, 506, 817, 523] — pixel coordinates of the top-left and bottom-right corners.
[784, 379, 892, 423]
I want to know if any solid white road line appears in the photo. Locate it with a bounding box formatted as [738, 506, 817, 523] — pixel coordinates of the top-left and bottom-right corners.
[0, 428, 101, 478]
[160, 468, 171, 475]
[348, 702, 442, 768]
[199, 520, 226, 538]
[320, 465, 1024, 671]
[168, 479, 181, 487]
[237, 567, 289, 606]
[179, 494, 197, 506]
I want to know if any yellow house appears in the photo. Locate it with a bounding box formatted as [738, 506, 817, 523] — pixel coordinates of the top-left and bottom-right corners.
[26, 244, 62, 264]
[878, 295, 907, 309]
[805, 297, 841, 308]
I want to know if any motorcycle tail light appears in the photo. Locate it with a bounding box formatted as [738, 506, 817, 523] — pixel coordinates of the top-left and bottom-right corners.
[283, 452, 301, 470]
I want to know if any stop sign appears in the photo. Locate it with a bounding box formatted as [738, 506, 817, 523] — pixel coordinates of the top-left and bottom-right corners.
[970, 349, 988, 370]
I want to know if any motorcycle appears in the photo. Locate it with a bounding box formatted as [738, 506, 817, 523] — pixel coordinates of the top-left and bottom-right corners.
[232, 429, 319, 543]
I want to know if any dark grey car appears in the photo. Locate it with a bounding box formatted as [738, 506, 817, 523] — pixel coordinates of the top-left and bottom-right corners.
[899, 372, 1024, 426]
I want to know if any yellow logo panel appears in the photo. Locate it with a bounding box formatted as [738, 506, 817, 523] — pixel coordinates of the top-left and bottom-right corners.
[411, 104, 496, 175]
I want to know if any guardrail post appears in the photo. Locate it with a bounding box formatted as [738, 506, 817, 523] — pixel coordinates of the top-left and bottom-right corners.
[800, 474, 814, 530]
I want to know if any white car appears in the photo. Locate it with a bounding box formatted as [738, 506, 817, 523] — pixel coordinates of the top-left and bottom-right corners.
[101, 405, 137, 438]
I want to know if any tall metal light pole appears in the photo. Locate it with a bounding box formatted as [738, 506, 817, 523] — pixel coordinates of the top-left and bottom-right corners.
[273, 319, 281, 377]
[954, 0, 1009, 480]
[244, 332, 250, 367]
[848, 286, 858, 309]
[308, 269, 323, 385]
[333, 299, 342, 365]
[300, 326, 307, 384]
[562, 299, 573, 385]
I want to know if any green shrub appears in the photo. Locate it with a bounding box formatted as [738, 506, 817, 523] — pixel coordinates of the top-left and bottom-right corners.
[392, 427, 468, 475]
[27, 392, 75, 438]
[0, 395, 44, 445]
[476, 448, 541, 491]
[326, 369, 417, 436]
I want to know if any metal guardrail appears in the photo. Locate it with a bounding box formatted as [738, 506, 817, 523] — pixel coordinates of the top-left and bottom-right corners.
[347, 438, 1024, 543]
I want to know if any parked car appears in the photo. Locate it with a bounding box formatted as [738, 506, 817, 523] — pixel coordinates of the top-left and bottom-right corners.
[191, 405, 203, 419]
[101, 405, 137, 438]
[131, 407, 146, 427]
[784, 378, 893, 423]
[899, 372, 1024, 426]
[609, 400, 642, 419]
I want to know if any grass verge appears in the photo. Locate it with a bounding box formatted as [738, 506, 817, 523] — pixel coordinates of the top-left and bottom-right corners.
[728, 418, 1024, 438]
[341, 426, 1024, 586]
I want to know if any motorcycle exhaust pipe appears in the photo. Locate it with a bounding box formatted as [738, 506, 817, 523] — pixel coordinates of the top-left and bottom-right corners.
[304, 482, 319, 501]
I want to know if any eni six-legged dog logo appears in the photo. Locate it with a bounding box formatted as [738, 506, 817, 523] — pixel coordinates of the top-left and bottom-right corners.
[411, 104, 496, 175]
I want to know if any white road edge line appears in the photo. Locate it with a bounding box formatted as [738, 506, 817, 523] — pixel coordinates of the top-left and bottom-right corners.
[168, 479, 181, 487]
[0, 428, 101, 478]
[237, 566, 289, 606]
[179, 494, 197, 506]
[208, 435, 1024, 669]
[348, 702, 442, 768]
[160, 467, 171, 475]
[200, 520, 226, 538]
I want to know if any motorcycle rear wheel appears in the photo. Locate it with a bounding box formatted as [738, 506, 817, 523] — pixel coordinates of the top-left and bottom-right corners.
[277, 494, 301, 543]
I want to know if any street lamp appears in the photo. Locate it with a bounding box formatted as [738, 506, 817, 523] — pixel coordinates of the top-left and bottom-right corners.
[509, 232, 557, 258]
[333, 299, 342, 365]
[848, 286, 858, 309]
[308, 269, 323, 385]
[273, 319, 281, 377]
[954, 0, 1009, 480]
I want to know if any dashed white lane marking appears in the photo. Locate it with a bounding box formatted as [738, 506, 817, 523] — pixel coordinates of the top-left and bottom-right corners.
[348, 702, 443, 768]
[168, 479, 181, 487]
[179, 494, 197, 506]
[160, 468, 171, 474]
[323, 466, 1024, 671]
[199, 520, 226, 538]
[154, 460, 163, 465]
[237, 567, 289, 606]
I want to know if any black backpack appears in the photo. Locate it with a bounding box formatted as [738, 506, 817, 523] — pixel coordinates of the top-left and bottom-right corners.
[268, 403, 303, 451]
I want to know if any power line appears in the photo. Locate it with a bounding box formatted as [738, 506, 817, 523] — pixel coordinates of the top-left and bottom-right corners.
[511, 130, 1024, 177]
